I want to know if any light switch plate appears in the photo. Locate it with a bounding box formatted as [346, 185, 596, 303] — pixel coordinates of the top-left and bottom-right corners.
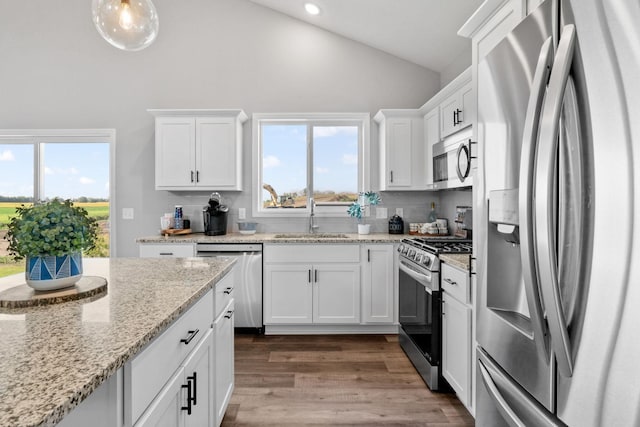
[238, 208, 246, 220]
[396, 208, 404, 217]
[376, 207, 388, 218]
[122, 208, 134, 220]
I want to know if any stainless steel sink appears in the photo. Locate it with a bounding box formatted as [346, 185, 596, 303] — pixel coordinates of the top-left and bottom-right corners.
[274, 233, 350, 239]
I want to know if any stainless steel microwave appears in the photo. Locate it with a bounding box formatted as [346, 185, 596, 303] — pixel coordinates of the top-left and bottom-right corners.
[432, 136, 473, 189]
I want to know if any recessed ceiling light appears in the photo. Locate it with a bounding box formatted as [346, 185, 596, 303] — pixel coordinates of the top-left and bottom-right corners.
[304, 2, 321, 16]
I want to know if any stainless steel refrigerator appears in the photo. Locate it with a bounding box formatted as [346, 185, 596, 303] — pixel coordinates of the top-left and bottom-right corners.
[475, 0, 640, 425]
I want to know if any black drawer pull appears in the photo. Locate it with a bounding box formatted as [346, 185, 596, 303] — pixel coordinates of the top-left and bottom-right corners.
[223, 287, 233, 294]
[159, 252, 174, 256]
[444, 278, 457, 286]
[180, 329, 199, 345]
[224, 310, 234, 319]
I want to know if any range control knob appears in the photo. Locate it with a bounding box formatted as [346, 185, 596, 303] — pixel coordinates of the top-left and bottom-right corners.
[397, 244, 404, 253]
[415, 254, 423, 264]
[423, 257, 431, 268]
[407, 249, 416, 258]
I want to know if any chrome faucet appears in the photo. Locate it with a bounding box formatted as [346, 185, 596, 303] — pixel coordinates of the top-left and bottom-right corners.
[309, 198, 319, 234]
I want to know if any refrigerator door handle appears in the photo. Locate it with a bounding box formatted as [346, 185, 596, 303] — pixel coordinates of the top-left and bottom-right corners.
[478, 359, 527, 427]
[519, 36, 554, 361]
[535, 24, 577, 378]
[478, 348, 564, 427]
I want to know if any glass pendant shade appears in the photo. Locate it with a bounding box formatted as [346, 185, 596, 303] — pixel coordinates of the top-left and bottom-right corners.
[92, 0, 159, 51]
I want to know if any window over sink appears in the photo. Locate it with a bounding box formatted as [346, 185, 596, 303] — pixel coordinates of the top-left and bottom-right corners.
[252, 113, 370, 217]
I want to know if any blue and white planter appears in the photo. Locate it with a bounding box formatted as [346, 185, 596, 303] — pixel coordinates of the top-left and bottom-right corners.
[25, 253, 83, 291]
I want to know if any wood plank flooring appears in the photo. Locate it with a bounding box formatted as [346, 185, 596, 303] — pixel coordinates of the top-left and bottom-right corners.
[221, 334, 475, 426]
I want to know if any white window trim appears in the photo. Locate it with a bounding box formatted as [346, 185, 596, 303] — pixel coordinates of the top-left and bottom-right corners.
[252, 112, 370, 218]
[0, 129, 117, 256]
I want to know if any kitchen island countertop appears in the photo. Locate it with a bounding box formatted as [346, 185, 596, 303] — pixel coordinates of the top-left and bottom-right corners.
[0, 257, 235, 427]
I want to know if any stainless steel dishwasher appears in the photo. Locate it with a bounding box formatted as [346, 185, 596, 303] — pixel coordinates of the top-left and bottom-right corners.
[196, 243, 263, 333]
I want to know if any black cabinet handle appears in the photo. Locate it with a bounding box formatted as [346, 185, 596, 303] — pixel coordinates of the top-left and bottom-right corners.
[367, 249, 371, 262]
[453, 110, 457, 126]
[180, 329, 199, 345]
[444, 278, 458, 286]
[455, 108, 463, 125]
[224, 287, 233, 294]
[159, 252, 174, 256]
[196, 170, 200, 183]
[308, 269, 312, 283]
[190, 170, 194, 183]
[224, 310, 234, 319]
[314, 269, 318, 283]
[181, 382, 192, 414]
[390, 170, 394, 183]
[187, 372, 197, 406]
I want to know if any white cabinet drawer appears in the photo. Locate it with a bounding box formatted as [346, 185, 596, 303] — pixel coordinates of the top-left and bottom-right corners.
[215, 267, 235, 318]
[441, 263, 470, 304]
[126, 290, 213, 425]
[139, 244, 195, 258]
[264, 244, 360, 263]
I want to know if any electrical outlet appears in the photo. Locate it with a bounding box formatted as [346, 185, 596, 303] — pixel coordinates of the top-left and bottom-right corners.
[396, 208, 404, 217]
[122, 208, 134, 220]
[376, 207, 388, 218]
[238, 208, 246, 220]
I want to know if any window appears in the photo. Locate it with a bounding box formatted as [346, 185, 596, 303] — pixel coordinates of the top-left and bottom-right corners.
[252, 113, 370, 216]
[0, 130, 115, 268]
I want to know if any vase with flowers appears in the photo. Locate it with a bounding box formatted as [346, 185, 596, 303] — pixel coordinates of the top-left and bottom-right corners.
[347, 191, 382, 234]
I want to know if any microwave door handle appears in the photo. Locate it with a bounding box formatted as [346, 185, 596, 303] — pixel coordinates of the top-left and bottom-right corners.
[535, 24, 577, 378]
[456, 141, 471, 182]
[518, 36, 554, 361]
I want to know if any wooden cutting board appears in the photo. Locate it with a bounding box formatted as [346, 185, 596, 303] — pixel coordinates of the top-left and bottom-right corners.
[161, 228, 192, 235]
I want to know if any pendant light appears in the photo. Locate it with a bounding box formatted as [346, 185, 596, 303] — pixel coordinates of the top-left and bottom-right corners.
[92, 0, 159, 51]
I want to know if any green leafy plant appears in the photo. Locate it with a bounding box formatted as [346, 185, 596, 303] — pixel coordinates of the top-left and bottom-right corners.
[347, 191, 382, 222]
[6, 199, 99, 261]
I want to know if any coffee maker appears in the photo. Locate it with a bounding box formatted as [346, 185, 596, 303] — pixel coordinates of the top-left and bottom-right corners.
[203, 192, 229, 236]
[454, 206, 473, 239]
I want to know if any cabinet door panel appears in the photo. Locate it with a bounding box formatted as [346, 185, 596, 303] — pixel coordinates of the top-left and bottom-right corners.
[215, 301, 235, 426]
[459, 83, 474, 129]
[313, 264, 360, 323]
[156, 117, 195, 188]
[362, 245, 394, 323]
[264, 264, 313, 323]
[196, 118, 237, 188]
[135, 368, 185, 427]
[442, 293, 471, 407]
[440, 94, 459, 138]
[424, 108, 440, 187]
[184, 329, 214, 427]
[386, 119, 413, 188]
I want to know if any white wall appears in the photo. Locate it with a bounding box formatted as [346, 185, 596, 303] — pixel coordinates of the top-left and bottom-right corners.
[0, 0, 442, 256]
[440, 47, 473, 88]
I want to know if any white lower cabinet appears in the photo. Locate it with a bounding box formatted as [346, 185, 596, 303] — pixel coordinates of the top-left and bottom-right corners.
[215, 300, 235, 425]
[263, 245, 362, 325]
[441, 262, 472, 409]
[361, 245, 394, 323]
[136, 328, 214, 427]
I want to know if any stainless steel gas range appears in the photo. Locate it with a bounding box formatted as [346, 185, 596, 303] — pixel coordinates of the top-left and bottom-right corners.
[397, 237, 472, 390]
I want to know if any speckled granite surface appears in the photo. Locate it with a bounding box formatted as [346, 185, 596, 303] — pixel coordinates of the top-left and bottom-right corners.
[439, 253, 471, 270]
[0, 257, 235, 427]
[136, 232, 410, 244]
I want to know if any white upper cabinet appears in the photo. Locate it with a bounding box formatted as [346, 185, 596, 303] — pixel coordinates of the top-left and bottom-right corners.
[149, 109, 247, 191]
[440, 80, 473, 138]
[374, 109, 426, 191]
[424, 107, 440, 188]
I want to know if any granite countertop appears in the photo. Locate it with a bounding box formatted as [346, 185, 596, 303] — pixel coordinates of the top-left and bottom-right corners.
[136, 232, 412, 244]
[439, 253, 472, 270]
[0, 257, 235, 427]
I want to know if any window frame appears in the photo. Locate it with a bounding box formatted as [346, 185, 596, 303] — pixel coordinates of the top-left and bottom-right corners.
[252, 112, 370, 218]
[0, 129, 116, 256]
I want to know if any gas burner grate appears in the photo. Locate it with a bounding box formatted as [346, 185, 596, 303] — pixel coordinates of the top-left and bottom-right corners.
[402, 237, 472, 254]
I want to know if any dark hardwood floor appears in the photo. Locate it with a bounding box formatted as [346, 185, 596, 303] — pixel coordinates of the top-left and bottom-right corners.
[221, 334, 475, 426]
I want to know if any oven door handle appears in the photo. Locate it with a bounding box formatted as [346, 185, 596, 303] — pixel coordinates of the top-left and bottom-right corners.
[399, 260, 435, 293]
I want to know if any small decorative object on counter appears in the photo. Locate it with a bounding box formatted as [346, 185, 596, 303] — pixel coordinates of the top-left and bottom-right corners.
[5, 199, 100, 291]
[388, 214, 404, 234]
[347, 191, 382, 235]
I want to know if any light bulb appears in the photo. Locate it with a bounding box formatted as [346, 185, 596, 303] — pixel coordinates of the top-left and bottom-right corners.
[304, 3, 321, 15]
[92, 0, 159, 51]
[118, 0, 133, 31]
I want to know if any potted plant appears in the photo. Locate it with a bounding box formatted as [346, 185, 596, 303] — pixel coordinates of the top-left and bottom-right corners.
[347, 191, 382, 234]
[6, 199, 99, 291]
